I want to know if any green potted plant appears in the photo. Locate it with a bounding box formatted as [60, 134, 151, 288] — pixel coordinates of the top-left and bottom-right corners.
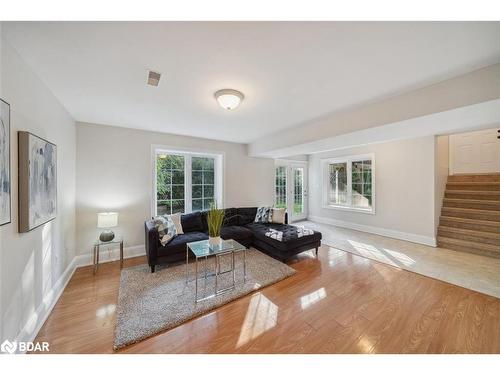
[207, 202, 225, 246]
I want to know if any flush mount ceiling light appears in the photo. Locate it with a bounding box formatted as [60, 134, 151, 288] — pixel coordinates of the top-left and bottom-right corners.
[214, 89, 244, 110]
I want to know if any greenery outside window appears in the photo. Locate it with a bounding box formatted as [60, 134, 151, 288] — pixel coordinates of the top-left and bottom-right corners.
[155, 149, 222, 216]
[275, 166, 287, 209]
[322, 154, 375, 213]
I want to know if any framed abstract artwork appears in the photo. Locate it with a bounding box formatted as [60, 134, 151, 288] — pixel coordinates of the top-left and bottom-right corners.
[18, 131, 57, 232]
[0, 99, 11, 227]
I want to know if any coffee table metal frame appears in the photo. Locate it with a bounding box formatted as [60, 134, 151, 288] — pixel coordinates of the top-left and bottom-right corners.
[185, 239, 246, 303]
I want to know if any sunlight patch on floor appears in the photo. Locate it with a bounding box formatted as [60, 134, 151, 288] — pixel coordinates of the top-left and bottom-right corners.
[357, 336, 375, 353]
[96, 304, 116, 318]
[300, 287, 326, 309]
[236, 293, 278, 348]
[347, 240, 415, 268]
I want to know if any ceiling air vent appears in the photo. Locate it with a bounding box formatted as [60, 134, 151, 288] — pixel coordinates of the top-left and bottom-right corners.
[147, 70, 161, 87]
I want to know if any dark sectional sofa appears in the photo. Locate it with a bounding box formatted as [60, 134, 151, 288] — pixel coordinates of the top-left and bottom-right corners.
[145, 207, 322, 273]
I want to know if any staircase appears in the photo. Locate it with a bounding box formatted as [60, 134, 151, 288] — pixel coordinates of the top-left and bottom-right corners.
[437, 174, 500, 258]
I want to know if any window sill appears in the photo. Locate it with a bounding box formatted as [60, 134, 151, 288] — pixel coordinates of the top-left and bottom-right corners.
[322, 205, 375, 215]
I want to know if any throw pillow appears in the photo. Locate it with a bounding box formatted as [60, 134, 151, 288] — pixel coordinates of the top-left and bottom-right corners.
[153, 215, 177, 246]
[271, 208, 286, 224]
[254, 207, 272, 223]
[170, 212, 184, 234]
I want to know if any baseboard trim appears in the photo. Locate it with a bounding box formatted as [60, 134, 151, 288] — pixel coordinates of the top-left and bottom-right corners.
[13, 244, 145, 353]
[74, 244, 146, 268]
[308, 215, 437, 247]
[14, 256, 77, 353]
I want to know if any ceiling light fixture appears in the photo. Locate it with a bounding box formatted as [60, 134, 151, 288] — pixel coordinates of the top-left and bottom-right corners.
[214, 89, 244, 110]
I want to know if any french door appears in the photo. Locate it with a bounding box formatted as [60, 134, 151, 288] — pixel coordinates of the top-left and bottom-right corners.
[275, 161, 308, 222]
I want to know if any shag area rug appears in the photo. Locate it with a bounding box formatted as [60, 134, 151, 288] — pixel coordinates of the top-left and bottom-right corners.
[114, 249, 295, 349]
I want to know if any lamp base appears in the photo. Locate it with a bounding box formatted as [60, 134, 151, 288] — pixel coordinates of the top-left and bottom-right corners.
[99, 230, 115, 242]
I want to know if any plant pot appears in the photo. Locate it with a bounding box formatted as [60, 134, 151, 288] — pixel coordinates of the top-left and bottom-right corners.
[209, 236, 222, 247]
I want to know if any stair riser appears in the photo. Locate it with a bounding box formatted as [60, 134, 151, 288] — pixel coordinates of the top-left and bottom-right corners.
[443, 201, 500, 211]
[441, 208, 500, 222]
[437, 229, 500, 246]
[448, 175, 500, 183]
[439, 218, 500, 234]
[446, 183, 500, 191]
[437, 240, 500, 259]
[445, 192, 500, 201]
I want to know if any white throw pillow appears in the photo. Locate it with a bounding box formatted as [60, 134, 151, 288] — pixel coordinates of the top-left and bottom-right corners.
[169, 213, 184, 234]
[271, 208, 286, 224]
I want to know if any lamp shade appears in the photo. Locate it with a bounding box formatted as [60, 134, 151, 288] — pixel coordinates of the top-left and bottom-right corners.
[97, 212, 118, 228]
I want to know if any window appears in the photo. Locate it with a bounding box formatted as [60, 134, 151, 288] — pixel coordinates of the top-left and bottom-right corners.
[154, 149, 222, 216]
[323, 154, 374, 213]
[275, 166, 287, 209]
[191, 157, 215, 212]
[156, 154, 185, 215]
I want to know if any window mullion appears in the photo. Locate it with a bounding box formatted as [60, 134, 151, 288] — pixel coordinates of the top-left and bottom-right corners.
[185, 155, 192, 213]
[347, 160, 353, 208]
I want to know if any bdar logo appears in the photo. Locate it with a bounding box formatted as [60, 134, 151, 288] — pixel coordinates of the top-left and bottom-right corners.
[1, 339, 17, 354]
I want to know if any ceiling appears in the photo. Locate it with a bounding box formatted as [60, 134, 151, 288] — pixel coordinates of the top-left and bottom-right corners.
[3, 22, 500, 144]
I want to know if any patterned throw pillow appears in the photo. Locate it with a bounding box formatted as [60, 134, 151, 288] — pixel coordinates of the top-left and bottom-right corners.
[170, 212, 184, 234]
[153, 215, 177, 245]
[254, 207, 272, 223]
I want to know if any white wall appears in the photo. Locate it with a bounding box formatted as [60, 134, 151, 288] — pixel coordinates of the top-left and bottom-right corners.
[0, 39, 76, 344]
[76, 122, 275, 256]
[435, 135, 449, 233]
[308, 136, 437, 246]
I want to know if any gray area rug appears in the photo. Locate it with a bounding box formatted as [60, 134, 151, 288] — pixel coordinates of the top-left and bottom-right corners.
[114, 249, 295, 349]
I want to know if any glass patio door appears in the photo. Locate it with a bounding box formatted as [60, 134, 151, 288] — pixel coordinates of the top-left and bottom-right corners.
[291, 165, 307, 221]
[275, 162, 308, 222]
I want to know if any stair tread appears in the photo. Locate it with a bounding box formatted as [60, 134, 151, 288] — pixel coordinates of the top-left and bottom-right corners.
[442, 206, 500, 213]
[443, 198, 500, 204]
[437, 236, 500, 252]
[438, 226, 500, 239]
[445, 190, 500, 195]
[448, 174, 500, 183]
[447, 182, 500, 185]
[439, 216, 500, 226]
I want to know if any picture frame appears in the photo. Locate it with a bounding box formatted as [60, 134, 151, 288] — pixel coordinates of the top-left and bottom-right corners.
[18, 131, 57, 232]
[0, 98, 11, 227]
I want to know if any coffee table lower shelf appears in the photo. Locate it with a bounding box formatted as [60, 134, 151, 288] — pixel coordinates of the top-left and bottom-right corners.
[185, 239, 247, 303]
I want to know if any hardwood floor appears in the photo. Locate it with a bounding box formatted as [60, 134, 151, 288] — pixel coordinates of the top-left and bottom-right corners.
[33, 245, 500, 353]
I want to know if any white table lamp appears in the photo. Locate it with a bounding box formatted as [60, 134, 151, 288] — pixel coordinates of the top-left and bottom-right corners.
[97, 212, 118, 242]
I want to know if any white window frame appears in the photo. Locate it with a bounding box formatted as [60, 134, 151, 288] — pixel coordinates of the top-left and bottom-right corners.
[151, 145, 224, 217]
[321, 153, 375, 214]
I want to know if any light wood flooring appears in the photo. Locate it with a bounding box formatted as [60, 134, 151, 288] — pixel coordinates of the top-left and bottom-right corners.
[32, 245, 500, 353]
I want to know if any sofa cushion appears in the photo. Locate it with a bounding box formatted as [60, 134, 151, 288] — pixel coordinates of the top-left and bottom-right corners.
[181, 211, 204, 232]
[157, 231, 208, 256]
[245, 222, 321, 252]
[223, 208, 239, 227]
[237, 207, 257, 225]
[220, 225, 253, 242]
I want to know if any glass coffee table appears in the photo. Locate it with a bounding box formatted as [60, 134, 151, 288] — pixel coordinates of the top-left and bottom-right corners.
[186, 239, 247, 303]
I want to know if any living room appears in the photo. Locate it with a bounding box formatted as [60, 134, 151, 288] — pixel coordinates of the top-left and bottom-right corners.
[1, 1, 500, 373]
